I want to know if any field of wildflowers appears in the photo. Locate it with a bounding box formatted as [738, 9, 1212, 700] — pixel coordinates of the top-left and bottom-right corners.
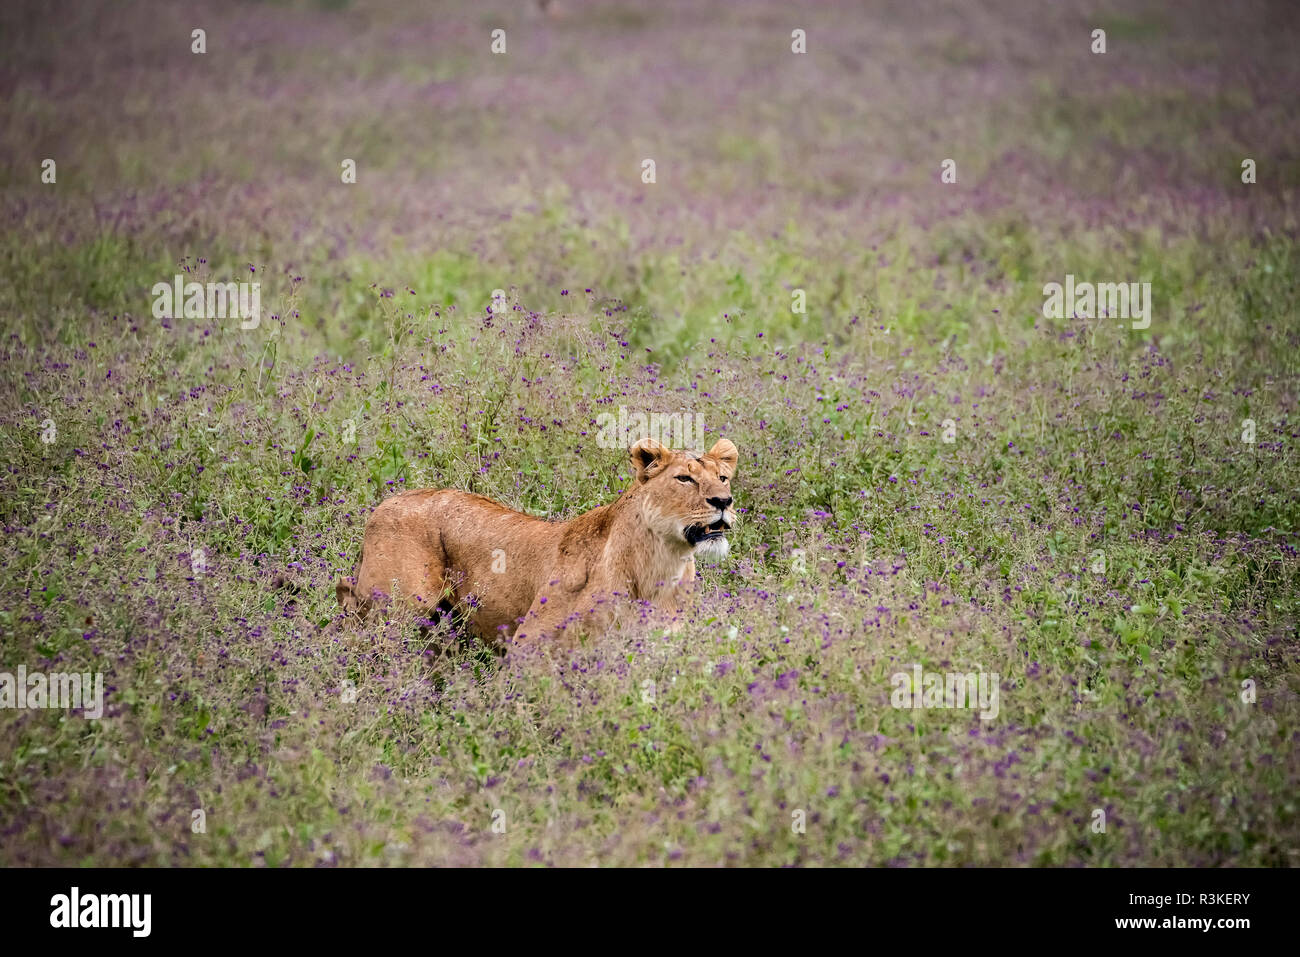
[1, 0, 1297, 866]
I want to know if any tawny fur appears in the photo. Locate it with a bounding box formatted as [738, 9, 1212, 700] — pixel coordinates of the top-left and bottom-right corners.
[337, 438, 739, 646]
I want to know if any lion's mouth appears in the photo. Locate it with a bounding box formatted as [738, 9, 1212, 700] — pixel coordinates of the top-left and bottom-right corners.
[685, 516, 731, 545]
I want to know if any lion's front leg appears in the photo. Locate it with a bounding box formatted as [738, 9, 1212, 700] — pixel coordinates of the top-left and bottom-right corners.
[659, 556, 697, 635]
[512, 585, 616, 646]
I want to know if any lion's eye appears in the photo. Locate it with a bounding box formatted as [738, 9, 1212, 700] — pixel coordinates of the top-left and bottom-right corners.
[676, 474, 694, 484]
[720, 475, 729, 483]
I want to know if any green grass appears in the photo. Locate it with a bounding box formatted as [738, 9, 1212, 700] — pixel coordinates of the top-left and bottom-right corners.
[1, 0, 1297, 867]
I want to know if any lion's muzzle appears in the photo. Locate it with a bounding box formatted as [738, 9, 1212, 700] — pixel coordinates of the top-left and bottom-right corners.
[684, 510, 733, 546]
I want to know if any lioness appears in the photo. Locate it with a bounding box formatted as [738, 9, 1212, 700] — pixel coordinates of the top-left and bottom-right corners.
[336, 437, 738, 645]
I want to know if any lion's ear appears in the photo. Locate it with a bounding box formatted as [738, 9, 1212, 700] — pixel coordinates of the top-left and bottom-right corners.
[707, 438, 738, 473]
[629, 437, 670, 483]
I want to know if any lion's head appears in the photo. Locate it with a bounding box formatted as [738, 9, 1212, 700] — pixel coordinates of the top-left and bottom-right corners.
[629, 437, 739, 560]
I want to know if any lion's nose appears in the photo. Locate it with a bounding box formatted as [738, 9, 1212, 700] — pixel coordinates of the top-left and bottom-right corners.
[708, 495, 732, 510]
